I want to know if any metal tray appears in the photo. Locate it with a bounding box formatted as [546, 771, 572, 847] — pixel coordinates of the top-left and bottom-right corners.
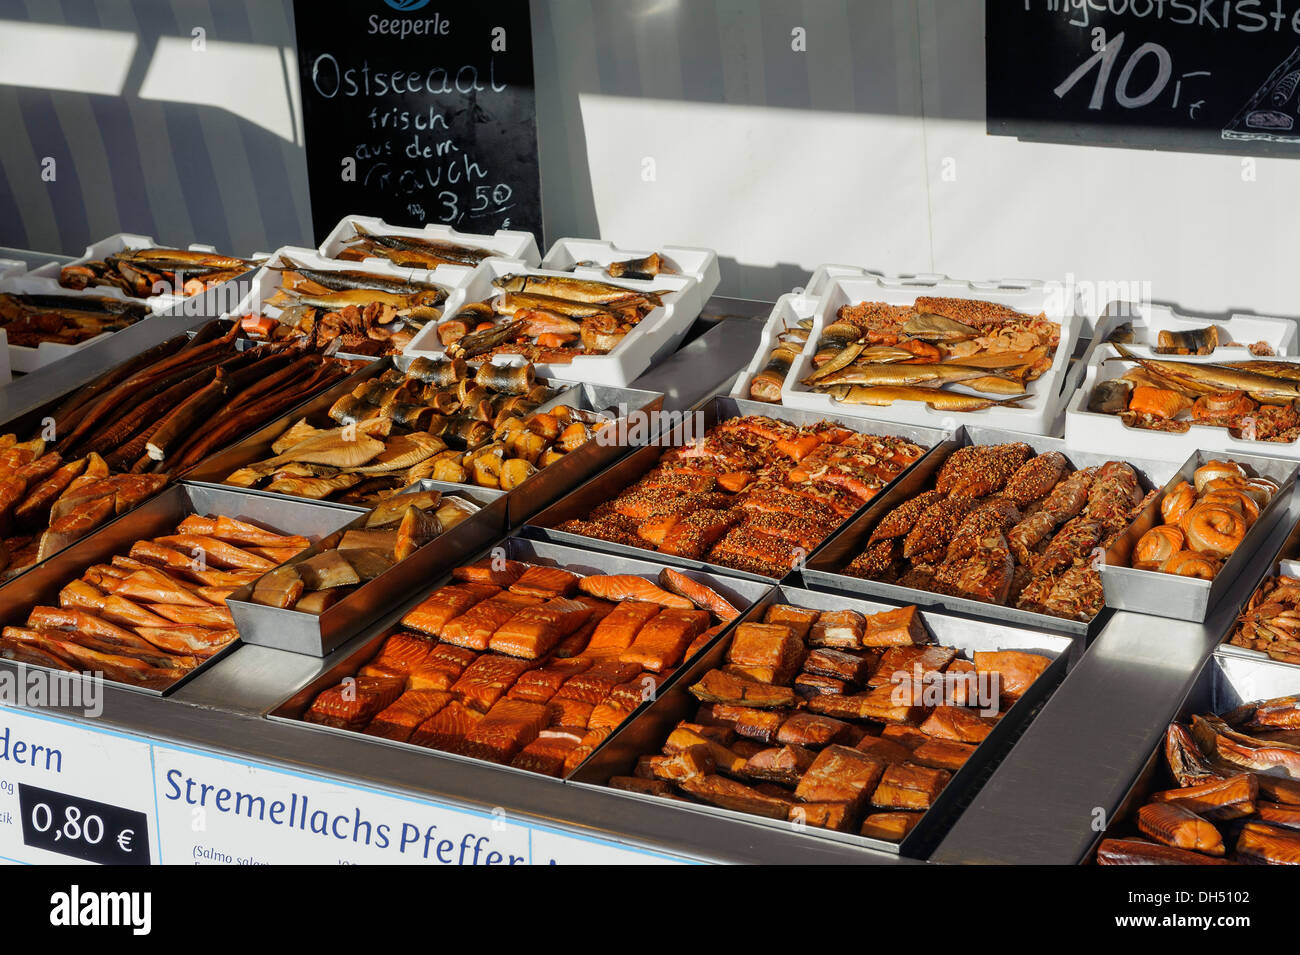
[182, 354, 663, 527]
[0, 483, 361, 696]
[523, 395, 955, 584]
[569, 584, 1074, 859]
[1101, 449, 1298, 622]
[1085, 650, 1300, 864]
[227, 480, 507, 657]
[800, 426, 1189, 638]
[265, 536, 775, 777]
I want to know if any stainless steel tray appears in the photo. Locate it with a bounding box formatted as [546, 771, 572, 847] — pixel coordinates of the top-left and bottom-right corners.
[1085, 650, 1300, 864]
[1101, 449, 1298, 622]
[569, 584, 1074, 859]
[181, 355, 664, 526]
[0, 482, 361, 696]
[227, 480, 507, 657]
[523, 395, 955, 583]
[800, 426, 1188, 638]
[265, 536, 775, 776]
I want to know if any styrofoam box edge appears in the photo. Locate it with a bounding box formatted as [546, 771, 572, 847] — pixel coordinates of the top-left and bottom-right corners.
[729, 293, 822, 399]
[1092, 301, 1298, 358]
[317, 214, 540, 269]
[1064, 333, 1300, 462]
[402, 260, 702, 388]
[780, 275, 1081, 437]
[0, 258, 27, 280]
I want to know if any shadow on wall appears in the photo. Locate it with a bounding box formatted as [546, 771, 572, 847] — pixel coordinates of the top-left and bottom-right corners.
[0, 2, 311, 258]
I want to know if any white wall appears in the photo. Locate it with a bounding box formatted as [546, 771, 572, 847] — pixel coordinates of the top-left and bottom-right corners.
[534, 0, 1300, 320]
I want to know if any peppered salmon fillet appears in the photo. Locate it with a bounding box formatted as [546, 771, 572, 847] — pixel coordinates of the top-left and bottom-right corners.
[488, 597, 596, 659]
[401, 582, 501, 636]
[461, 699, 554, 764]
[657, 508, 741, 559]
[450, 654, 534, 712]
[305, 675, 405, 731]
[440, 591, 543, 651]
[409, 700, 483, 753]
[365, 689, 455, 742]
[453, 557, 529, 587]
[621, 608, 711, 672]
[584, 599, 662, 654]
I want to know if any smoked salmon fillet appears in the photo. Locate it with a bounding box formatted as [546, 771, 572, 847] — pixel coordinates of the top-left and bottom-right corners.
[508, 565, 581, 598]
[507, 657, 592, 703]
[727, 622, 805, 684]
[657, 508, 741, 559]
[620, 608, 710, 672]
[763, 604, 819, 641]
[870, 762, 951, 810]
[511, 735, 579, 777]
[658, 567, 739, 620]
[488, 597, 595, 659]
[305, 675, 405, 730]
[365, 689, 454, 742]
[367, 631, 435, 673]
[439, 591, 542, 650]
[450, 654, 534, 712]
[404, 644, 479, 690]
[577, 574, 692, 609]
[400, 582, 500, 636]
[584, 599, 661, 654]
[555, 660, 642, 704]
[452, 557, 529, 587]
[462, 699, 553, 763]
[409, 700, 483, 753]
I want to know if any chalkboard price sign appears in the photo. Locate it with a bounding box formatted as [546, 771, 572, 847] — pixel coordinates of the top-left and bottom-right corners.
[293, 0, 542, 244]
[987, 1, 1300, 156]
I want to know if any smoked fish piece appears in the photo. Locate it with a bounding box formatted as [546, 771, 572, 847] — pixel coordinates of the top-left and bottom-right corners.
[578, 574, 692, 608]
[1137, 802, 1225, 856]
[367, 631, 435, 674]
[728, 622, 806, 684]
[808, 610, 865, 650]
[440, 591, 543, 651]
[794, 745, 885, 810]
[609, 776, 675, 797]
[1150, 774, 1257, 822]
[794, 801, 856, 832]
[400, 582, 500, 636]
[365, 689, 454, 742]
[488, 597, 595, 659]
[678, 774, 792, 820]
[1096, 838, 1235, 865]
[763, 604, 819, 641]
[776, 711, 853, 748]
[867, 645, 957, 687]
[689, 668, 797, 708]
[802, 648, 873, 684]
[919, 706, 996, 743]
[584, 599, 662, 655]
[507, 657, 592, 703]
[794, 673, 846, 699]
[649, 744, 715, 782]
[870, 762, 951, 810]
[305, 675, 405, 731]
[508, 565, 581, 599]
[860, 812, 923, 842]
[453, 557, 529, 587]
[462, 699, 554, 763]
[863, 606, 928, 647]
[741, 745, 816, 786]
[550, 698, 595, 728]
[621, 607, 710, 672]
[808, 683, 929, 724]
[972, 650, 1052, 703]
[511, 735, 579, 777]
[409, 700, 484, 753]
[910, 737, 976, 772]
[404, 643, 478, 690]
[1235, 821, 1300, 864]
[705, 704, 786, 744]
[555, 659, 642, 704]
[450, 654, 534, 712]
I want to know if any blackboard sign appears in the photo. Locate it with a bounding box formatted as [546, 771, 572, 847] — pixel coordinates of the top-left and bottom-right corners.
[987, 1, 1300, 156]
[292, 0, 542, 244]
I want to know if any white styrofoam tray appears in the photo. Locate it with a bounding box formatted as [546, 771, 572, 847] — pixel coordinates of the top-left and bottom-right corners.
[779, 274, 1083, 437]
[403, 259, 701, 387]
[0, 272, 165, 374]
[220, 245, 482, 337]
[729, 292, 820, 401]
[1084, 300, 1297, 358]
[540, 238, 719, 319]
[0, 259, 27, 280]
[1065, 303, 1300, 461]
[317, 214, 539, 270]
[28, 232, 264, 310]
[1219, 557, 1300, 666]
[803, 264, 942, 298]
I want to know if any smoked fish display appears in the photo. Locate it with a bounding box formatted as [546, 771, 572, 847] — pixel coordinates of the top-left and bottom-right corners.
[59, 246, 261, 299]
[0, 291, 149, 348]
[551, 415, 928, 578]
[0, 514, 311, 690]
[837, 443, 1154, 621]
[219, 358, 599, 504]
[604, 601, 1052, 842]
[1097, 696, 1300, 865]
[295, 561, 744, 776]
